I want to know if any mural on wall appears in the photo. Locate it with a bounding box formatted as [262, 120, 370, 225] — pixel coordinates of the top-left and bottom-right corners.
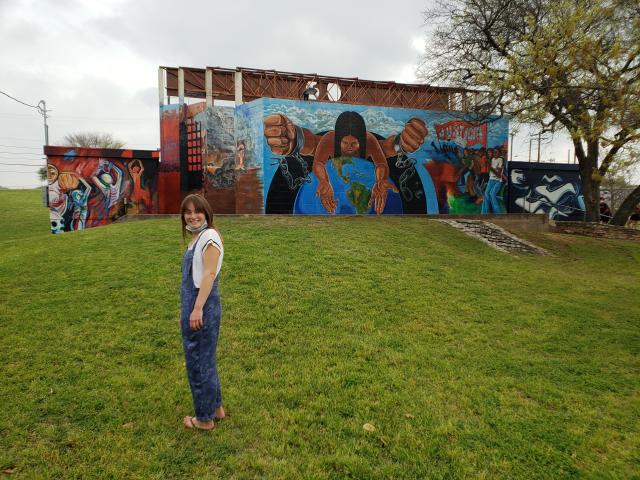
[157, 102, 264, 214]
[158, 104, 181, 213]
[196, 106, 237, 189]
[46, 148, 158, 233]
[427, 121, 507, 215]
[195, 102, 263, 213]
[260, 99, 509, 215]
[233, 103, 264, 213]
[156, 98, 507, 216]
[507, 161, 585, 220]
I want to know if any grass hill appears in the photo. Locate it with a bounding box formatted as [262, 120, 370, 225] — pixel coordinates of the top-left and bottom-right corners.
[1, 189, 639, 478]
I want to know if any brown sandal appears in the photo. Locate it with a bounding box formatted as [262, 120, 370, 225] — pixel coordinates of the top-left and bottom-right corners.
[183, 416, 215, 431]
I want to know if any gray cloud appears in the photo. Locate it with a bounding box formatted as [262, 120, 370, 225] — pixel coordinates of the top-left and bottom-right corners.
[1, 0, 574, 187]
[88, 0, 428, 79]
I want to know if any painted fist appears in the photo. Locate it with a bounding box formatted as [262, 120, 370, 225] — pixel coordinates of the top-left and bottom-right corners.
[264, 114, 297, 156]
[399, 118, 428, 153]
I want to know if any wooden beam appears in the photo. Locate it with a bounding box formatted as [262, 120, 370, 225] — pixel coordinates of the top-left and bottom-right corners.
[178, 68, 185, 103]
[158, 67, 165, 106]
[234, 70, 243, 105]
[205, 68, 213, 107]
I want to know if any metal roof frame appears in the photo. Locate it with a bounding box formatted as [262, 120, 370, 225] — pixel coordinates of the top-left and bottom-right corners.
[159, 66, 476, 111]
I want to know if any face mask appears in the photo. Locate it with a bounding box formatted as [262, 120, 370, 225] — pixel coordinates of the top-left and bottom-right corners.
[185, 220, 208, 233]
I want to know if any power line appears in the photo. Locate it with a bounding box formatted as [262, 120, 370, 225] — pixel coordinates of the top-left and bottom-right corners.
[0, 137, 44, 143]
[0, 162, 44, 167]
[0, 156, 45, 161]
[0, 157, 45, 167]
[0, 89, 40, 109]
[0, 144, 43, 150]
[0, 112, 150, 121]
[0, 151, 43, 155]
[52, 114, 152, 121]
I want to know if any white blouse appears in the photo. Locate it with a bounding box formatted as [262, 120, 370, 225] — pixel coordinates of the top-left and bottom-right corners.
[188, 229, 223, 288]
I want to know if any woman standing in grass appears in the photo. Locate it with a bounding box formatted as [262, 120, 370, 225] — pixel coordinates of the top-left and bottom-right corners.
[179, 193, 225, 430]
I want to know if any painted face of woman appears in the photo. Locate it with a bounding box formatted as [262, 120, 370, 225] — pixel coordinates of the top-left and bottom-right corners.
[340, 135, 360, 157]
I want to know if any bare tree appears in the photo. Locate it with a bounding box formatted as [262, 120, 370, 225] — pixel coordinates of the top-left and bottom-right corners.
[419, 0, 640, 224]
[62, 132, 125, 149]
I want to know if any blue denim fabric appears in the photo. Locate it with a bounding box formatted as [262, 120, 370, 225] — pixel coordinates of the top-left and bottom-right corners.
[180, 246, 222, 422]
[481, 179, 503, 214]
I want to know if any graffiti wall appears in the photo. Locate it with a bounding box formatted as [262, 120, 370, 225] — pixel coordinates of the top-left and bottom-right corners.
[45, 146, 159, 234]
[158, 102, 264, 214]
[257, 99, 509, 215]
[507, 161, 585, 221]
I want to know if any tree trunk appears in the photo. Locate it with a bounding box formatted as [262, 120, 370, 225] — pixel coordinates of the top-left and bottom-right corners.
[610, 184, 640, 226]
[578, 141, 601, 222]
[582, 176, 601, 222]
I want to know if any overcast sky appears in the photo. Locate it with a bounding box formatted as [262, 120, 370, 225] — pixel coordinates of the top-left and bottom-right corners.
[0, 0, 572, 188]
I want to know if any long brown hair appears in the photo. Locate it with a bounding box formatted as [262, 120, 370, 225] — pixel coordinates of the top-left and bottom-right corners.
[180, 194, 221, 243]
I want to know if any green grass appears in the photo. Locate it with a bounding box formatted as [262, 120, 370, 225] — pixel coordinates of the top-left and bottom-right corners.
[1, 189, 639, 479]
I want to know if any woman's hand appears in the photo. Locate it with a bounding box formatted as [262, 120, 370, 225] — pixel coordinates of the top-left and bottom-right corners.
[316, 181, 337, 213]
[368, 179, 398, 214]
[189, 307, 203, 331]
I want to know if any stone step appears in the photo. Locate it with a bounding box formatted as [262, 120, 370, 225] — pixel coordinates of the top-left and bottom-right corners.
[438, 219, 548, 255]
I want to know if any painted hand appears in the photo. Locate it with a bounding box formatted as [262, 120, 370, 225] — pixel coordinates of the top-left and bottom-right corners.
[263, 114, 297, 156]
[368, 179, 399, 215]
[399, 118, 428, 153]
[316, 181, 337, 213]
[189, 307, 203, 331]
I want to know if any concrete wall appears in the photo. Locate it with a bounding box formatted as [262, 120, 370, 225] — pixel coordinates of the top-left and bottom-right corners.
[45, 146, 159, 233]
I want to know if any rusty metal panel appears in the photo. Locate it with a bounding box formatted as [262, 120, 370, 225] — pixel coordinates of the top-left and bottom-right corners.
[161, 66, 471, 111]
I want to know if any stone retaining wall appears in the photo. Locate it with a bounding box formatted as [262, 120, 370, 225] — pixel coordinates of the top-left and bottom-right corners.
[551, 221, 640, 241]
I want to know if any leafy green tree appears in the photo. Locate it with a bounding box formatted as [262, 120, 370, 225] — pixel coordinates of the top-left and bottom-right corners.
[37, 166, 47, 182]
[419, 0, 640, 224]
[62, 132, 125, 149]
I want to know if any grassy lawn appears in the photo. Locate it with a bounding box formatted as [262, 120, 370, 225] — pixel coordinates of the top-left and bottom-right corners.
[1, 189, 639, 479]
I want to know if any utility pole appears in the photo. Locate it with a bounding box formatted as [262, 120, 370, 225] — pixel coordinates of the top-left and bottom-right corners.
[0, 91, 51, 201]
[509, 132, 515, 161]
[529, 132, 548, 162]
[38, 100, 49, 207]
[38, 100, 49, 145]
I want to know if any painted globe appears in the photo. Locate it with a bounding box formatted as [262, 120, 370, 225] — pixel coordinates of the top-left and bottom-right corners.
[294, 157, 403, 215]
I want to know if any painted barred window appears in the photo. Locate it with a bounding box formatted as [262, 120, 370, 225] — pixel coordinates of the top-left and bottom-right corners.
[186, 117, 203, 190]
[187, 118, 203, 173]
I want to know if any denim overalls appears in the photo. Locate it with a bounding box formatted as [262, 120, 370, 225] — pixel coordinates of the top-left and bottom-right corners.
[180, 238, 222, 422]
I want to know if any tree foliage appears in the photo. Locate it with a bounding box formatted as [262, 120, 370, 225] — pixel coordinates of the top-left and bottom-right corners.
[62, 132, 125, 149]
[37, 166, 47, 182]
[419, 0, 640, 223]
